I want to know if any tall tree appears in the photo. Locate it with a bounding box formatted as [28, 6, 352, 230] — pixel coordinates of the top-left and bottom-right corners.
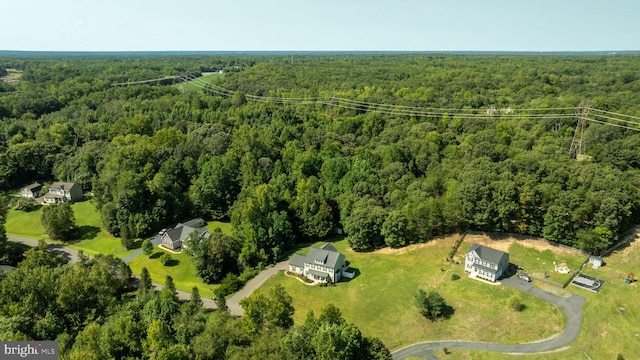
[41, 203, 76, 240]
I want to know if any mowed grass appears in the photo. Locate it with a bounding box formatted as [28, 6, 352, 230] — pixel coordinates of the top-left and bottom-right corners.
[66, 201, 136, 258]
[177, 73, 225, 93]
[206, 220, 233, 235]
[258, 237, 565, 351]
[128, 248, 216, 299]
[6, 207, 46, 238]
[400, 236, 640, 360]
[509, 242, 587, 285]
[6, 200, 135, 258]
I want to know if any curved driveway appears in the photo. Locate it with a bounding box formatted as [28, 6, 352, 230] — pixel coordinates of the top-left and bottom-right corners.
[392, 277, 585, 359]
[7, 236, 288, 316]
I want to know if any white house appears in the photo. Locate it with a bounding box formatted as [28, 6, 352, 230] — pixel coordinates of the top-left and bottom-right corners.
[464, 243, 510, 282]
[42, 182, 83, 204]
[289, 243, 348, 284]
[19, 183, 42, 198]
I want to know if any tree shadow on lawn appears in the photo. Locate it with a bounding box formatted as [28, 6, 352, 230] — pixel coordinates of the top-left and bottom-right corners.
[76, 225, 101, 240]
[165, 259, 180, 267]
[149, 252, 163, 259]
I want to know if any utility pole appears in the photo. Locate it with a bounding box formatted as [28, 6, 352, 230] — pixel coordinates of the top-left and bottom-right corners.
[569, 100, 591, 160]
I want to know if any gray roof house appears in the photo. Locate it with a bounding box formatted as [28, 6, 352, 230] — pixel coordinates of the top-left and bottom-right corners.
[464, 243, 510, 282]
[289, 243, 347, 284]
[42, 182, 83, 204]
[161, 218, 209, 250]
[20, 183, 42, 198]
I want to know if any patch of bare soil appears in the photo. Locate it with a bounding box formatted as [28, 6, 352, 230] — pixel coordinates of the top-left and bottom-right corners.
[465, 232, 583, 256]
[373, 234, 462, 255]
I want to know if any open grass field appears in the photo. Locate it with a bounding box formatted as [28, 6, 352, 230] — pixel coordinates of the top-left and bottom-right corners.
[397, 233, 640, 360]
[1, 69, 23, 83]
[6, 200, 135, 258]
[5, 206, 46, 238]
[127, 248, 216, 299]
[176, 73, 224, 93]
[257, 236, 567, 351]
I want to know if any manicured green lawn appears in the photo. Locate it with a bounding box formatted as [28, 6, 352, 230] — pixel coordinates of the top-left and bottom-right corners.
[6, 200, 135, 258]
[128, 248, 216, 299]
[5, 206, 46, 238]
[258, 237, 565, 351]
[206, 220, 233, 235]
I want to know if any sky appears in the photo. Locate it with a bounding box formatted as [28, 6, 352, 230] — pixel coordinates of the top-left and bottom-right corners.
[1, 0, 639, 52]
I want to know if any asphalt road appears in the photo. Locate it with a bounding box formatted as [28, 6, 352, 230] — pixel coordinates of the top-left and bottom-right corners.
[392, 277, 585, 359]
[7, 235, 289, 317]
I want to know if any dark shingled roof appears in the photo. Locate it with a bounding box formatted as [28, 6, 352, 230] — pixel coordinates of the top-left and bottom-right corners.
[320, 243, 338, 252]
[289, 254, 306, 268]
[289, 243, 345, 271]
[49, 181, 78, 190]
[23, 183, 42, 190]
[306, 244, 345, 270]
[467, 243, 508, 265]
[307, 269, 330, 278]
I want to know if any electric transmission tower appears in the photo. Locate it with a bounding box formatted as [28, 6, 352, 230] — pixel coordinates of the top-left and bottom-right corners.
[569, 100, 591, 160]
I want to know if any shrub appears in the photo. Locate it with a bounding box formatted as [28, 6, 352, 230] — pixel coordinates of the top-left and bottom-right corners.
[217, 273, 242, 297]
[15, 199, 37, 212]
[159, 253, 171, 265]
[450, 273, 460, 281]
[508, 295, 525, 311]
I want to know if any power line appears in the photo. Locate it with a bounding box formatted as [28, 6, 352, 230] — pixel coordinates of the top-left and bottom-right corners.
[118, 75, 640, 131]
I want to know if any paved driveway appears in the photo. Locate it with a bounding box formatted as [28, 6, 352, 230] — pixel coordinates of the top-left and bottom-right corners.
[6, 235, 290, 317]
[226, 260, 289, 316]
[392, 277, 585, 359]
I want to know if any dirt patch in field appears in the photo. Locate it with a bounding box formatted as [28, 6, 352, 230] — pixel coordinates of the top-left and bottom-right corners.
[464, 233, 583, 256]
[373, 234, 461, 255]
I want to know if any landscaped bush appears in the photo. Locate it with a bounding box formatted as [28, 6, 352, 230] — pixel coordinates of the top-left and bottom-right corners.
[450, 273, 460, 281]
[159, 253, 171, 266]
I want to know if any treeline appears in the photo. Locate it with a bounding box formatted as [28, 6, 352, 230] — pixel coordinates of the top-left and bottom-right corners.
[0, 243, 390, 359]
[1, 54, 639, 272]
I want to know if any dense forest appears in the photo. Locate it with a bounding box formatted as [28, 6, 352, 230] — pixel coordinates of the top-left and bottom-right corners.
[2, 53, 640, 359]
[1, 53, 640, 267]
[0, 240, 390, 359]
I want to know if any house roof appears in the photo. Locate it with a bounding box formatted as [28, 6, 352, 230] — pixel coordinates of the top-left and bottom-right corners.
[0, 265, 16, 273]
[49, 181, 78, 190]
[471, 262, 498, 275]
[467, 243, 508, 265]
[307, 269, 330, 278]
[288, 243, 346, 271]
[165, 224, 197, 243]
[182, 218, 205, 228]
[289, 254, 306, 268]
[22, 183, 41, 190]
[306, 244, 345, 270]
[320, 243, 338, 252]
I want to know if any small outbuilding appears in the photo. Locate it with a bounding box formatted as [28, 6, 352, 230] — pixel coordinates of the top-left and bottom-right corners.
[589, 255, 603, 269]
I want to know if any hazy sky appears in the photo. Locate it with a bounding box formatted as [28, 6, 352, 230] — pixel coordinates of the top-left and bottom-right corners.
[1, 0, 639, 52]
